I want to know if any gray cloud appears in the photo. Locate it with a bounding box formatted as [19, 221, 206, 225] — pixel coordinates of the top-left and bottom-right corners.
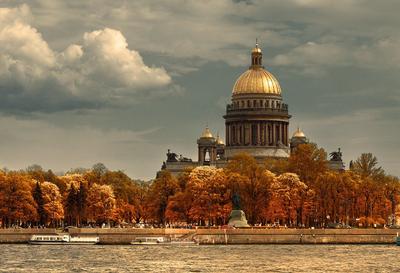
[0, 5, 174, 112]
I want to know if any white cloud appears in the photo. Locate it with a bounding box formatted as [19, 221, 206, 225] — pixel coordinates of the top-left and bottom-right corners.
[0, 5, 173, 112]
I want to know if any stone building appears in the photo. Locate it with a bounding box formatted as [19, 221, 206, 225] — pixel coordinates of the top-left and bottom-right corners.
[223, 43, 290, 160]
[160, 43, 344, 176]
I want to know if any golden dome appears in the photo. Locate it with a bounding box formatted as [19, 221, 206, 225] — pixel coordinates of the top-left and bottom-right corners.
[233, 68, 281, 95]
[232, 43, 281, 95]
[216, 134, 224, 145]
[293, 127, 306, 138]
[201, 127, 213, 138]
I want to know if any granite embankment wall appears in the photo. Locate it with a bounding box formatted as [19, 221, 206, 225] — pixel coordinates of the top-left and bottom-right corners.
[1, 228, 399, 244]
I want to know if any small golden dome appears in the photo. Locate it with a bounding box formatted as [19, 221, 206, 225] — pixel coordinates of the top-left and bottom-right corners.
[233, 68, 281, 95]
[201, 127, 213, 138]
[293, 127, 306, 138]
[216, 134, 224, 145]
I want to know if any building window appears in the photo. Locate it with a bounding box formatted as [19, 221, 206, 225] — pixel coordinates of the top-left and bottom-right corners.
[247, 100, 251, 108]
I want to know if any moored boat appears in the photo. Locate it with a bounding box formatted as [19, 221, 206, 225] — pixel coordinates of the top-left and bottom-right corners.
[130, 237, 168, 245]
[170, 240, 199, 245]
[29, 234, 99, 245]
[131, 236, 199, 245]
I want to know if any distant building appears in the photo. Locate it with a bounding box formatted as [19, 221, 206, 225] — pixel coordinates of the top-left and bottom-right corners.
[160, 43, 344, 176]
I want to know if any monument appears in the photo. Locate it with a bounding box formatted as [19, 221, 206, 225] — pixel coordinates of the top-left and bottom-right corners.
[228, 193, 250, 228]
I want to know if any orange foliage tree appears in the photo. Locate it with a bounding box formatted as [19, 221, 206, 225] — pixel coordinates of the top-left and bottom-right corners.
[0, 172, 38, 227]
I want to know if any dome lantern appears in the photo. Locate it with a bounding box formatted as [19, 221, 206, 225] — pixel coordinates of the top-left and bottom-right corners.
[251, 40, 263, 68]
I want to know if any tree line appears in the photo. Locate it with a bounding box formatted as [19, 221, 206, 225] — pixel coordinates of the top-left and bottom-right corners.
[0, 144, 399, 228]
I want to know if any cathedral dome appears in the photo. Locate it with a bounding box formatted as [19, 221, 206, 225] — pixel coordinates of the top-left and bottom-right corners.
[232, 43, 281, 96]
[232, 68, 281, 95]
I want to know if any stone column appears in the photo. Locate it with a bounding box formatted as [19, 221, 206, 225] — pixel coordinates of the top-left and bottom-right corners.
[272, 122, 275, 146]
[226, 124, 229, 146]
[285, 123, 288, 146]
[248, 123, 252, 146]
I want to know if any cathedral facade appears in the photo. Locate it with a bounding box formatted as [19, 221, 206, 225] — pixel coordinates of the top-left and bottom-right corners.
[160, 43, 342, 176]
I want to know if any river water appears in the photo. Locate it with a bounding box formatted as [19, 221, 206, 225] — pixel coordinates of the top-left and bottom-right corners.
[0, 244, 398, 272]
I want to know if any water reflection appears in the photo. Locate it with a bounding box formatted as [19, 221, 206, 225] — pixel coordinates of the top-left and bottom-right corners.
[0, 244, 398, 272]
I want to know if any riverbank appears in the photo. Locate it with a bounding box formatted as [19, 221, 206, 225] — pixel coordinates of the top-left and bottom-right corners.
[0, 228, 399, 244]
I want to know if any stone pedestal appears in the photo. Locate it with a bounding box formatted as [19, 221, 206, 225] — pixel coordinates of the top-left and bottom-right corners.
[228, 210, 250, 228]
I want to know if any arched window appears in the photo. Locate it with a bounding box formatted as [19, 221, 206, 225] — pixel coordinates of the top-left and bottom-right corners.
[247, 100, 251, 108]
[260, 100, 263, 107]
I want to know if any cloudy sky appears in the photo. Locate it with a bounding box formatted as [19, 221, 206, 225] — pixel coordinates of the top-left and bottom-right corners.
[0, 0, 398, 179]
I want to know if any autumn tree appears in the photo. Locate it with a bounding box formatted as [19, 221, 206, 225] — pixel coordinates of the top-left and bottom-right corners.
[351, 153, 385, 179]
[288, 143, 327, 184]
[0, 172, 38, 227]
[86, 183, 116, 224]
[77, 182, 87, 225]
[147, 171, 179, 225]
[33, 182, 46, 226]
[26, 164, 45, 183]
[41, 182, 64, 226]
[272, 173, 309, 227]
[135, 181, 151, 223]
[65, 184, 78, 226]
[226, 154, 273, 225]
[185, 166, 230, 226]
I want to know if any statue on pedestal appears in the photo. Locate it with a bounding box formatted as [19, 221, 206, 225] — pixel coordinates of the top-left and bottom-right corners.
[228, 192, 249, 228]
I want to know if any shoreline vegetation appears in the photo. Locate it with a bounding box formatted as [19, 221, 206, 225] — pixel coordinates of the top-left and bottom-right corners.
[0, 144, 399, 230]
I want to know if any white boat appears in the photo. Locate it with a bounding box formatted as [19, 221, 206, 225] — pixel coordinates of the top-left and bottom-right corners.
[29, 234, 99, 245]
[170, 240, 199, 245]
[131, 236, 199, 245]
[130, 237, 167, 245]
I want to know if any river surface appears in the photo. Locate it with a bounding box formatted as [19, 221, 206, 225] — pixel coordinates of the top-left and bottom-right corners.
[0, 244, 398, 272]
